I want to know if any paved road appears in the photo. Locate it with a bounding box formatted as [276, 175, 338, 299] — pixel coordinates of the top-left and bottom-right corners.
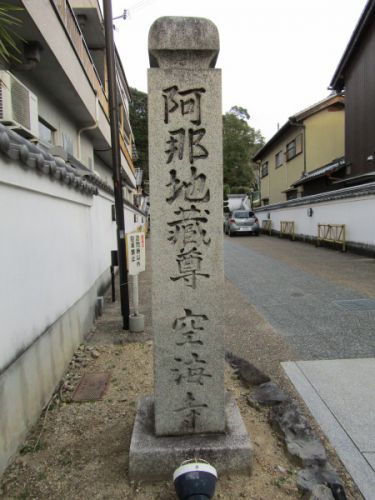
[224, 235, 375, 498]
[224, 236, 375, 360]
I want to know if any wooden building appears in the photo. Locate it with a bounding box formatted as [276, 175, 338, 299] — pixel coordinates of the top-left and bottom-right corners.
[330, 0, 375, 186]
[253, 95, 345, 205]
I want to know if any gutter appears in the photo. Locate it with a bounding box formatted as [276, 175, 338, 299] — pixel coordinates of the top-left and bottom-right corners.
[77, 94, 99, 161]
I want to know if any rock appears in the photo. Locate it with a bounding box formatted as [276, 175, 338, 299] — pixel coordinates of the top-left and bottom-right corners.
[277, 465, 287, 474]
[297, 465, 346, 500]
[303, 484, 335, 500]
[270, 400, 313, 439]
[248, 382, 290, 408]
[91, 350, 100, 359]
[225, 351, 270, 386]
[286, 435, 327, 467]
[270, 400, 326, 467]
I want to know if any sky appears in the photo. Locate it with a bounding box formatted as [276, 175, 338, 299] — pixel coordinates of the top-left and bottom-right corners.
[112, 0, 367, 141]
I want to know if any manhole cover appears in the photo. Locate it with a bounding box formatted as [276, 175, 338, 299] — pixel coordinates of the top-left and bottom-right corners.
[333, 299, 375, 312]
[72, 373, 110, 402]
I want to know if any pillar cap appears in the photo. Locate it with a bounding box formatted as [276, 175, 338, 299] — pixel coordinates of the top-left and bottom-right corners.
[148, 16, 220, 69]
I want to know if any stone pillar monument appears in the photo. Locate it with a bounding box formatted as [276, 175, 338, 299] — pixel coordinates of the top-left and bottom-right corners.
[149, 16, 225, 437]
[129, 16, 252, 480]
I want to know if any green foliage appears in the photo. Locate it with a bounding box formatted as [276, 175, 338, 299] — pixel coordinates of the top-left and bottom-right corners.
[129, 87, 148, 184]
[0, 3, 23, 63]
[223, 184, 230, 213]
[228, 105, 250, 121]
[223, 106, 264, 191]
[230, 186, 250, 194]
[223, 184, 231, 199]
[19, 441, 45, 454]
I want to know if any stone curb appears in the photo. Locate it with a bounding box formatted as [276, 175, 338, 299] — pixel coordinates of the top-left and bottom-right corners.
[225, 351, 347, 500]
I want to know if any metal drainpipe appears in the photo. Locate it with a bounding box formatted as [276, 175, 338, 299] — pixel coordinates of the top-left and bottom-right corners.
[77, 95, 99, 161]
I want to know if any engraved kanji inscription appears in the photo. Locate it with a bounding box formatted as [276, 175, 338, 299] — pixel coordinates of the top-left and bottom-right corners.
[170, 248, 209, 289]
[163, 86, 206, 125]
[165, 128, 208, 164]
[188, 128, 208, 163]
[167, 205, 210, 252]
[171, 352, 212, 385]
[172, 308, 208, 346]
[166, 167, 210, 204]
[174, 391, 208, 430]
[165, 128, 185, 164]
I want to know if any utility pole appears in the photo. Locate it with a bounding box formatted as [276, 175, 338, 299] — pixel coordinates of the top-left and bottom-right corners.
[103, 0, 130, 330]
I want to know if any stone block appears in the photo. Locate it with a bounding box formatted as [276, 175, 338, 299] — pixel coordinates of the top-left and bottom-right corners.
[129, 395, 253, 481]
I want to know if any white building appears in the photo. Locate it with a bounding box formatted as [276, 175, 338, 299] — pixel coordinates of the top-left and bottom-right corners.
[226, 193, 251, 211]
[0, 0, 145, 475]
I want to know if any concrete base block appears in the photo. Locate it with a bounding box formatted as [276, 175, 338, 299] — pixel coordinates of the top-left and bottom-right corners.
[129, 314, 145, 333]
[129, 394, 253, 481]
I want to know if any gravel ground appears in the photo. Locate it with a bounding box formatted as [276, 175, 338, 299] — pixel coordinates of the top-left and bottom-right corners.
[0, 238, 364, 499]
[0, 341, 303, 500]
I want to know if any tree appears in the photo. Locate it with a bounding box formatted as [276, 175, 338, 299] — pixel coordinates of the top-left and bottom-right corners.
[0, 4, 23, 63]
[129, 87, 148, 185]
[223, 106, 264, 193]
[223, 184, 230, 213]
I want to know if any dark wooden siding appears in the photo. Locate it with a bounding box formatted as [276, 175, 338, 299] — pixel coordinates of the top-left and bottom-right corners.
[344, 22, 375, 175]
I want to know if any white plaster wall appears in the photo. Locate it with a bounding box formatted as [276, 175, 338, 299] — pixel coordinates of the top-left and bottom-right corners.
[256, 195, 375, 247]
[0, 159, 133, 373]
[93, 155, 113, 185]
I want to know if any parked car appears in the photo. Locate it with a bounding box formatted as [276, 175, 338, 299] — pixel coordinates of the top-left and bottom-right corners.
[224, 210, 260, 236]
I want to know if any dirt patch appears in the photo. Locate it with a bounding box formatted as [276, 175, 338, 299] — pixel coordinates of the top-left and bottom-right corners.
[0, 339, 361, 500]
[0, 341, 299, 499]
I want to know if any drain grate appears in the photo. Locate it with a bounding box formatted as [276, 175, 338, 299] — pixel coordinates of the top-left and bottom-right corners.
[72, 372, 110, 402]
[333, 299, 375, 312]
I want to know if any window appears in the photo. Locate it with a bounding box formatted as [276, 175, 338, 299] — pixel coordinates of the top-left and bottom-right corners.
[38, 118, 55, 145]
[275, 150, 284, 168]
[62, 132, 74, 155]
[285, 133, 303, 161]
[286, 140, 296, 161]
[261, 161, 268, 177]
[233, 211, 255, 218]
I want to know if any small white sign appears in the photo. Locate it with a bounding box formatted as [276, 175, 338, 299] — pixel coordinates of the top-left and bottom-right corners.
[126, 231, 146, 275]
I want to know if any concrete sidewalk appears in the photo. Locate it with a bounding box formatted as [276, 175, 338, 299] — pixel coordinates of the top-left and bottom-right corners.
[283, 359, 375, 500]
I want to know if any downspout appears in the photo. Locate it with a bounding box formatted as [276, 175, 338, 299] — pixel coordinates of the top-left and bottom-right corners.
[77, 94, 99, 162]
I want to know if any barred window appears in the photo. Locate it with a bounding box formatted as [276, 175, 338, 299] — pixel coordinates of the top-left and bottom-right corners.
[261, 161, 269, 177]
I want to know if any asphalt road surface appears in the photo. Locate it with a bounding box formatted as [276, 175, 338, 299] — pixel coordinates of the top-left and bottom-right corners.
[224, 235, 375, 360]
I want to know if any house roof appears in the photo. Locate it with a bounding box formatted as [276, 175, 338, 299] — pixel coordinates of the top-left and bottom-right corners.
[330, 0, 375, 91]
[252, 94, 344, 162]
[292, 157, 346, 187]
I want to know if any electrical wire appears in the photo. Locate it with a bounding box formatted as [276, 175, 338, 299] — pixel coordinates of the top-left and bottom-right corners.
[128, 0, 158, 14]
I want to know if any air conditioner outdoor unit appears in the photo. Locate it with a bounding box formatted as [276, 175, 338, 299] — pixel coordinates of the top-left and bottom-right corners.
[0, 70, 38, 137]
